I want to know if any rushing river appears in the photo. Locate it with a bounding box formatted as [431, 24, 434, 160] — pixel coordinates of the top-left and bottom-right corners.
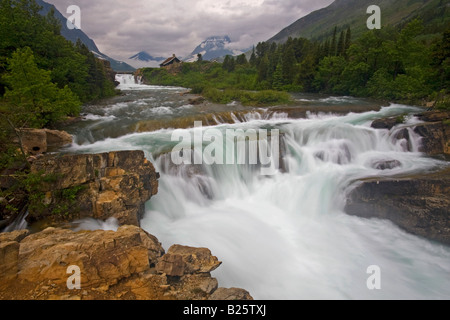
[63, 74, 450, 300]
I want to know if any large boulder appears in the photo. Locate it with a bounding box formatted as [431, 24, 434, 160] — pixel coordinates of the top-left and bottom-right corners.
[156, 245, 222, 277]
[28, 150, 159, 227]
[15, 129, 73, 155]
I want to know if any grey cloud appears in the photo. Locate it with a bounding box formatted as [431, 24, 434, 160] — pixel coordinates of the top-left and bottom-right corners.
[46, 0, 334, 60]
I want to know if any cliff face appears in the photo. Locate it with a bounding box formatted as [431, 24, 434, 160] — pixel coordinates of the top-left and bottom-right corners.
[28, 150, 159, 227]
[0, 226, 252, 300]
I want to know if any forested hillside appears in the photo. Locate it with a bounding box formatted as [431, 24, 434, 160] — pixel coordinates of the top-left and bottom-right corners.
[268, 0, 450, 44]
[142, 19, 449, 108]
[0, 0, 118, 168]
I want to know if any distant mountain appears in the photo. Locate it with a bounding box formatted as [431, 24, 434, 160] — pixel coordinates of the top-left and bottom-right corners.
[268, 0, 450, 44]
[184, 36, 245, 62]
[36, 0, 135, 72]
[126, 51, 166, 68]
[129, 51, 165, 62]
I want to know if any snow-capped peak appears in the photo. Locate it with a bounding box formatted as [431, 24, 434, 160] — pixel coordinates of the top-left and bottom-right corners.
[185, 35, 243, 62]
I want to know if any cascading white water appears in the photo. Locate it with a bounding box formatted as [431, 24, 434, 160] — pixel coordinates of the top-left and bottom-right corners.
[68, 102, 450, 300]
[137, 110, 450, 300]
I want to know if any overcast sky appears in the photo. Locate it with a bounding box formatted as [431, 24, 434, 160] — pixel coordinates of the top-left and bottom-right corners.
[46, 0, 334, 60]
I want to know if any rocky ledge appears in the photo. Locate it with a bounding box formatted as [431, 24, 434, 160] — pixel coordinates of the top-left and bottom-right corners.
[0, 226, 252, 300]
[371, 110, 450, 157]
[345, 169, 450, 245]
[346, 110, 450, 245]
[26, 150, 159, 227]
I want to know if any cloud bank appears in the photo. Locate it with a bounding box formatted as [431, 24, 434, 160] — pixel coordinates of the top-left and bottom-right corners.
[47, 0, 334, 60]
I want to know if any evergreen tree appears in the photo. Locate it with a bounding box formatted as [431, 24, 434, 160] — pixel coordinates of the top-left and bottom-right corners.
[249, 46, 257, 66]
[257, 55, 269, 83]
[236, 53, 248, 65]
[344, 27, 352, 52]
[330, 26, 338, 56]
[1, 47, 81, 128]
[272, 59, 284, 90]
[222, 55, 235, 72]
[337, 31, 345, 56]
[0, 0, 116, 103]
[324, 39, 331, 57]
[282, 44, 296, 84]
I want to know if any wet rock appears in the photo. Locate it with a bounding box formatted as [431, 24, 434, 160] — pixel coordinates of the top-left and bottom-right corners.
[345, 169, 450, 245]
[417, 110, 450, 122]
[414, 122, 449, 156]
[371, 117, 399, 130]
[372, 159, 402, 170]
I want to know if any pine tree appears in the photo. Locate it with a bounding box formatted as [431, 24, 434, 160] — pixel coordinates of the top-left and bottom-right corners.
[331, 27, 337, 56]
[344, 27, 352, 53]
[337, 31, 345, 56]
[236, 53, 247, 65]
[282, 44, 296, 84]
[272, 58, 284, 90]
[249, 46, 257, 66]
[2, 47, 81, 129]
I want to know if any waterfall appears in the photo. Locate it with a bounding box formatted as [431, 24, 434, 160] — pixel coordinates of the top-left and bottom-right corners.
[1, 211, 29, 233]
[136, 110, 450, 300]
[115, 74, 137, 85]
[49, 87, 450, 299]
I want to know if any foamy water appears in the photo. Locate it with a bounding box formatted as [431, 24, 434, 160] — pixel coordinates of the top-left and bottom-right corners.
[68, 76, 450, 300]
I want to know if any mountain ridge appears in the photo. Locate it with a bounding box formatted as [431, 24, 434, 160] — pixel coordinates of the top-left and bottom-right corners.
[268, 0, 450, 44]
[36, 0, 135, 72]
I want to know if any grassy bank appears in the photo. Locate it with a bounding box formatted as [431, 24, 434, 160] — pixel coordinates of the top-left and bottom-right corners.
[140, 62, 293, 106]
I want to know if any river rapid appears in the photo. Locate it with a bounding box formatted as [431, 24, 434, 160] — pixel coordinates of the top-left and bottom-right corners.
[62, 74, 450, 300]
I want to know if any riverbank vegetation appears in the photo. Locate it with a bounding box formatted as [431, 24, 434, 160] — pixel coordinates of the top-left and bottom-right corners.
[0, 0, 118, 168]
[0, 0, 119, 221]
[141, 19, 449, 109]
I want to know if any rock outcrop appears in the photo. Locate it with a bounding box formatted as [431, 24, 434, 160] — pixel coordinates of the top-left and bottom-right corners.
[28, 150, 159, 227]
[352, 110, 449, 245]
[0, 226, 252, 300]
[15, 129, 73, 155]
[414, 121, 450, 156]
[370, 110, 450, 157]
[413, 110, 449, 156]
[345, 169, 450, 245]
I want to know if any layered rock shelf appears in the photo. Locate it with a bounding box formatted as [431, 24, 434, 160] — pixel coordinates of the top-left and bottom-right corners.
[345, 169, 450, 245]
[27, 150, 159, 227]
[0, 226, 252, 300]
